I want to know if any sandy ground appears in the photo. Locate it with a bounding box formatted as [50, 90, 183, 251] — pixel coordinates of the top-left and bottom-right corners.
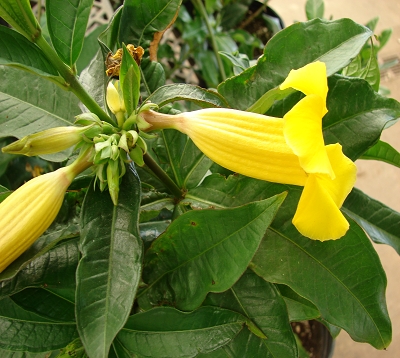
[268, 0, 400, 356]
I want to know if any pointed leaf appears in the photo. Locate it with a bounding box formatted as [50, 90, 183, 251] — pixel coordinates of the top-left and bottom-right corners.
[0, 66, 80, 162]
[343, 188, 400, 254]
[138, 194, 286, 310]
[0, 26, 59, 78]
[305, 0, 325, 20]
[205, 270, 298, 357]
[218, 18, 372, 110]
[360, 140, 400, 168]
[0, 297, 78, 352]
[46, 0, 94, 66]
[76, 165, 143, 358]
[141, 58, 166, 96]
[251, 220, 391, 349]
[145, 83, 229, 109]
[118, 0, 181, 47]
[117, 306, 246, 357]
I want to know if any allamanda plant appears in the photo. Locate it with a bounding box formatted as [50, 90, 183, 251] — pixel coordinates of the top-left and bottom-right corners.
[0, 0, 399, 357]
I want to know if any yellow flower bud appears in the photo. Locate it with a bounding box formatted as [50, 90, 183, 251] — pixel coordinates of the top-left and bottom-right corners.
[2, 126, 93, 157]
[0, 155, 92, 272]
[106, 81, 126, 115]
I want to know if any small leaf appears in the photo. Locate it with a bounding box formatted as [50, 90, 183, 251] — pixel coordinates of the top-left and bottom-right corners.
[138, 194, 286, 310]
[305, 0, 325, 20]
[343, 188, 400, 254]
[76, 164, 142, 358]
[46, 0, 94, 66]
[145, 83, 229, 109]
[140, 58, 166, 96]
[117, 306, 246, 357]
[120, 44, 141, 116]
[360, 140, 400, 168]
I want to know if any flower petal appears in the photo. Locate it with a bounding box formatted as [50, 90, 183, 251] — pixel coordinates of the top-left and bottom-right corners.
[292, 143, 357, 241]
[283, 94, 334, 178]
[280, 61, 328, 102]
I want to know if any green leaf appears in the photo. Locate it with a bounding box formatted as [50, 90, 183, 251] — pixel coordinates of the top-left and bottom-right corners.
[218, 18, 372, 110]
[0, 26, 59, 78]
[305, 0, 325, 20]
[0, 236, 79, 297]
[11, 288, 75, 322]
[343, 188, 400, 254]
[323, 75, 400, 160]
[145, 84, 229, 109]
[0, 348, 52, 358]
[98, 6, 123, 54]
[76, 164, 143, 358]
[120, 44, 141, 116]
[247, 87, 295, 114]
[79, 50, 108, 112]
[251, 221, 391, 349]
[46, 0, 94, 67]
[151, 129, 213, 189]
[0, 66, 81, 162]
[276, 284, 320, 322]
[360, 140, 400, 168]
[205, 270, 298, 357]
[0, 297, 78, 352]
[0, 0, 39, 40]
[138, 194, 286, 310]
[117, 306, 246, 357]
[118, 0, 182, 47]
[140, 58, 166, 97]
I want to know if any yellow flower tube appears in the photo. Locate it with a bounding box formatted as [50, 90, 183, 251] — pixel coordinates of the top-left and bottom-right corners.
[0, 154, 92, 272]
[139, 62, 357, 241]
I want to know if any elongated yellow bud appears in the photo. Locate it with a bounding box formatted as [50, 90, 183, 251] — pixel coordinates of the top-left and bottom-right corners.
[106, 81, 126, 114]
[2, 125, 94, 157]
[0, 154, 92, 272]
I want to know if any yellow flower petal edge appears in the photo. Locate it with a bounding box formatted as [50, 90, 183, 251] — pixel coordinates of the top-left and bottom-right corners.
[283, 94, 334, 178]
[0, 154, 92, 273]
[280, 61, 328, 103]
[292, 143, 357, 241]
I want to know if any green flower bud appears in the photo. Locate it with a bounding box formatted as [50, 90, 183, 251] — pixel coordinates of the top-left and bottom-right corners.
[2, 126, 93, 157]
[107, 159, 120, 205]
[129, 146, 144, 167]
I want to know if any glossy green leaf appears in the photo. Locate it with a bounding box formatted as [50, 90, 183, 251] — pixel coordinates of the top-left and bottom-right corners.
[0, 26, 59, 78]
[0, 297, 78, 352]
[118, 0, 182, 47]
[151, 129, 213, 190]
[247, 87, 295, 114]
[0, 348, 52, 358]
[0, 237, 79, 297]
[305, 0, 325, 20]
[140, 58, 166, 97]
[0, 0, 39, 40]
[117, 306, 246, 357]
[98, 6, 123, 54]
[251, 221, 391, 349]
[11, 288, 75, 322]
[46, 0, 94, 66]
[138, 194, 286, 310]
[218, 18, 372, 110]
[205, 270, 298, 357]
[120, 44, 141, 116]
[0, 66, 80, 162]
[76, 165, 143, 358]
[360, 140, 400, 168]
[145, 83, 229, 109]
[323, 75, 400, 160]
[343, 188, 400, 254]
[277, 284, 320, 322]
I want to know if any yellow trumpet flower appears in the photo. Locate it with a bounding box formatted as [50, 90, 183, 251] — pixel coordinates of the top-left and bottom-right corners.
[0, 154, 92, 273]
[139, 62, 357, 241]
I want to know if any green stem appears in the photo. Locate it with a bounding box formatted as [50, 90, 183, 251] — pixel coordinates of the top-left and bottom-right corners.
[35, 35, 116, 126]
[143, 153, 183, 198]
[192, 0, 226, 81]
